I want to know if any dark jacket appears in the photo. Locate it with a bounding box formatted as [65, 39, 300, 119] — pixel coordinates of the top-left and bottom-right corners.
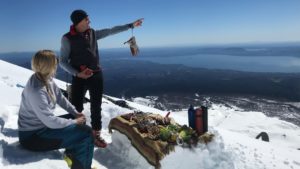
[60, 24, 133, 76]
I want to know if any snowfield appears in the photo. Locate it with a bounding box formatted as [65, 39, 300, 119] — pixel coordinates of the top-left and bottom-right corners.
[0, 60, 299, 169]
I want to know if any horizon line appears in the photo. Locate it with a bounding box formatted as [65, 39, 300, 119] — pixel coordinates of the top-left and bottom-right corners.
[1, 40, 300, 54]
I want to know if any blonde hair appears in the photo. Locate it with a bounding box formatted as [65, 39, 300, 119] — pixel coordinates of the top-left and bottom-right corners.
[31, 50, 58, 103]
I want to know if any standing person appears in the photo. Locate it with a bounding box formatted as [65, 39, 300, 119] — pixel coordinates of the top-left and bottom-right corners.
[59, 9, 143, 148]
[18, 50, 94, 169]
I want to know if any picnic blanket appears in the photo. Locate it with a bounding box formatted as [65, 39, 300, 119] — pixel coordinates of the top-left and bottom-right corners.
[109, 111, 214, 168]
[108, 112, 176, 168]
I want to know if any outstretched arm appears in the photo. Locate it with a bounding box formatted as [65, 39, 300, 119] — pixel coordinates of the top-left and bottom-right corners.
[95, 18, 144, 40]
[95, 24, 132, 40]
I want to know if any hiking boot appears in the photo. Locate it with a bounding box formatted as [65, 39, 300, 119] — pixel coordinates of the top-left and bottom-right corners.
[64, 152, 96, 169]
[92, 130, 107, 148]
[63, 152, 72, 168]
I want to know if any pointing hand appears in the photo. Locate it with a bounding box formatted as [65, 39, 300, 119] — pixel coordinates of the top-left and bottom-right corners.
[133, 18, 144, 28]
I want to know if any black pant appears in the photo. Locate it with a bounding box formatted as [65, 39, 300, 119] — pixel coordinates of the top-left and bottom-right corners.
[19, 124, 94, 169]
[71, 71, 103, 130]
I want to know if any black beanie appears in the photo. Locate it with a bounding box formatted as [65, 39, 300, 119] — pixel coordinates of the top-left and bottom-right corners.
[70, 10, 88, 25]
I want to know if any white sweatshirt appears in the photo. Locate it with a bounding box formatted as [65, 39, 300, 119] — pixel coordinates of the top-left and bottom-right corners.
[18, 74, 78, 131]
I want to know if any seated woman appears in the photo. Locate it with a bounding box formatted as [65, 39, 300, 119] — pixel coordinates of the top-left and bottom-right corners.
[18, 50, 94, 169]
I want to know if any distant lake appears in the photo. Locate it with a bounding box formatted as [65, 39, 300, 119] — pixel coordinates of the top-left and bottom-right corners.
[1, 46, 300, 73]
[110, 53, 300, 73]
[2, 47, 300, 103]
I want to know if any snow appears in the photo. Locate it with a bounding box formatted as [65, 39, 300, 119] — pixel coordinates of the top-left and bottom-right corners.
[160, 129, 234, 169]
[0, 59, 300, 169]
[131, 97, 156, 108]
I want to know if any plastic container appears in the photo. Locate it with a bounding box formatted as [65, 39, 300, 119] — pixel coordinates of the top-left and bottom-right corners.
[188, 105, 195, 129]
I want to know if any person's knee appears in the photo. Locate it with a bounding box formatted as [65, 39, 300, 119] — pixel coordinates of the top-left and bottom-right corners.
[76, 125, 93, 137]
[77, 125, 94, 146]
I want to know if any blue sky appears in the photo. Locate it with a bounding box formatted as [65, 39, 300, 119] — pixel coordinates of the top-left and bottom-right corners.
[0, 0, 300, 52]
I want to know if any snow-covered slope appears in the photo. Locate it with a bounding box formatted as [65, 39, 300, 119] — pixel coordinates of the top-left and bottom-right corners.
[0, 59, 299, 169]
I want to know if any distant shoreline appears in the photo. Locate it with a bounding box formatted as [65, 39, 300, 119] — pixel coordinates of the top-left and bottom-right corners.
[1, 46, 300, 102]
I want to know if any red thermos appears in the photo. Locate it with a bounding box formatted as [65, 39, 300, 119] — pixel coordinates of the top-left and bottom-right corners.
[195, 108, 203, 135]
